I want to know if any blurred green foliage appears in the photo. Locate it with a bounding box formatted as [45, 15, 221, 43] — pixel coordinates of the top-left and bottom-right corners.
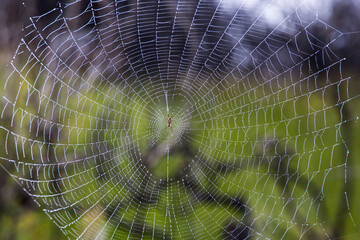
[0, 63, 359, 239]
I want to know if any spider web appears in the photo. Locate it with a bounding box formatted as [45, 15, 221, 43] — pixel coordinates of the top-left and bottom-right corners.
[0, 0, 358, 239]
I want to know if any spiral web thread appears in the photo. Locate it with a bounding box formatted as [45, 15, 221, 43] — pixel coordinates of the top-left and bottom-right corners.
[0, 0, 358, 239]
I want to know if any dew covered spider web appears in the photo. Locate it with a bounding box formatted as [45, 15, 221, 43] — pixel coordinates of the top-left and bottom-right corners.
[0, 0, 359, 239]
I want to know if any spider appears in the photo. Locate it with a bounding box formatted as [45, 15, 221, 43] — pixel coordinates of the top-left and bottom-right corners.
[164, 113, 173, 134]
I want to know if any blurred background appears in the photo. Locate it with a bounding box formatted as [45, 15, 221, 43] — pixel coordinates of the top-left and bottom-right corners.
[1, 0, 360, 239]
